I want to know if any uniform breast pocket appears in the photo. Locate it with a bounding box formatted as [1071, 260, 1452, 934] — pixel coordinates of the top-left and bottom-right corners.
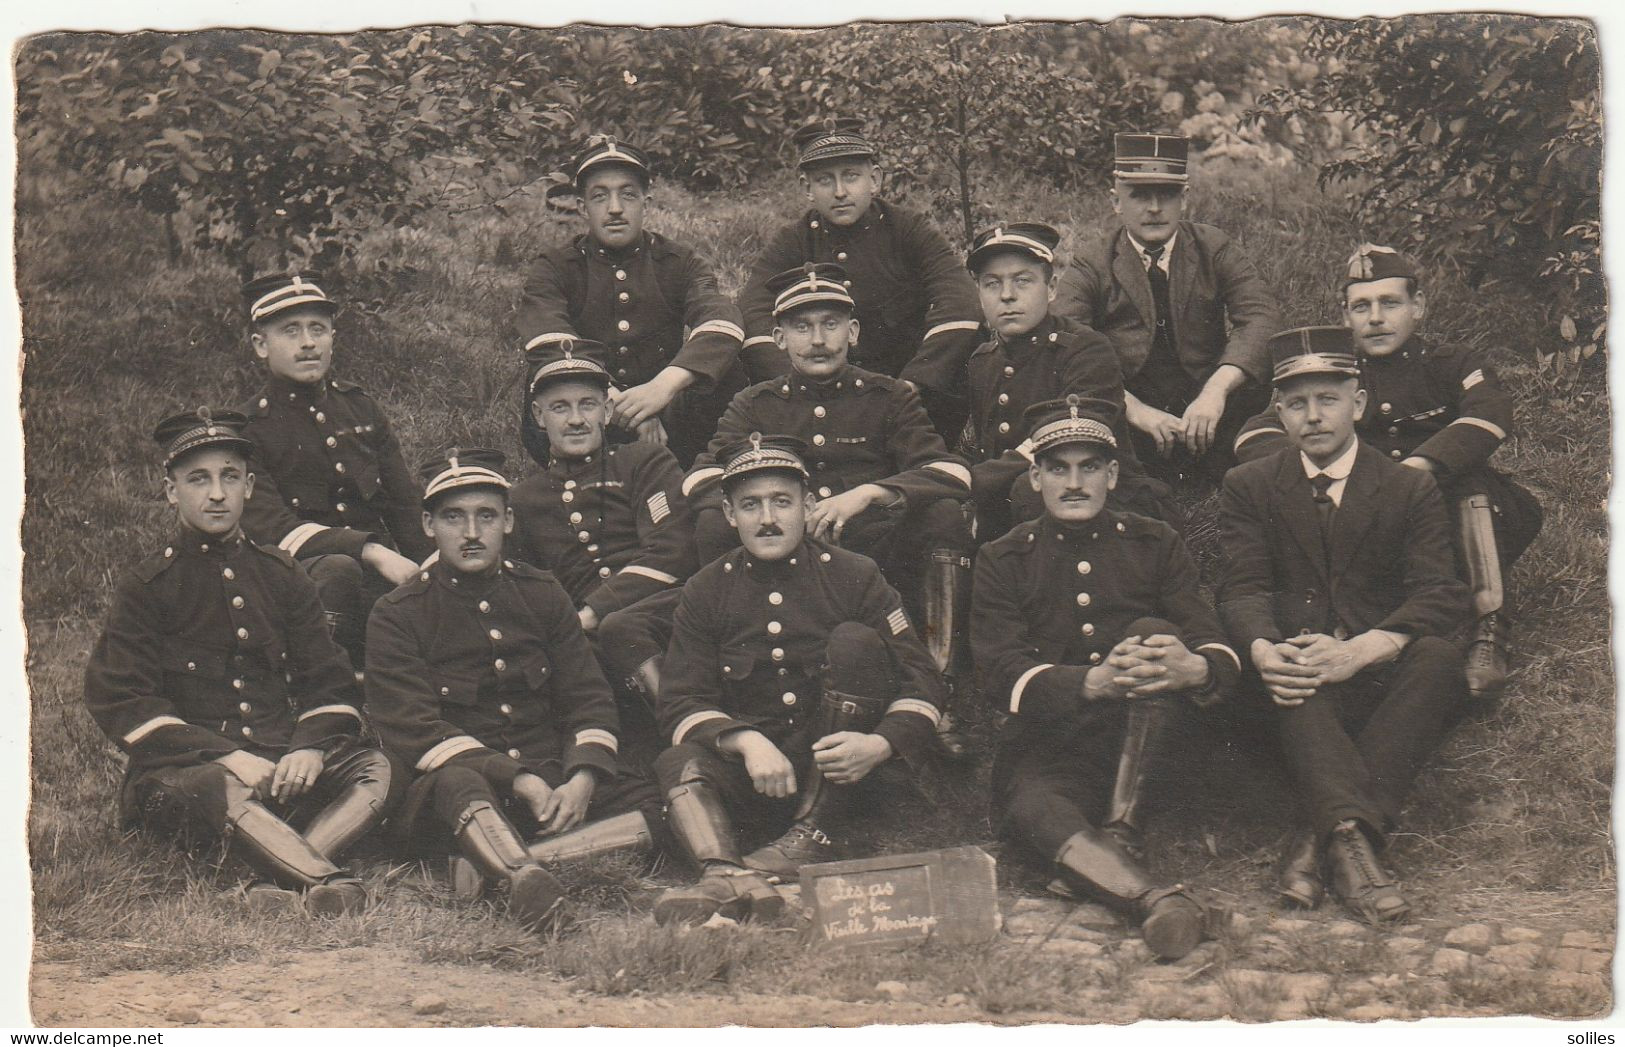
[718, 648, 758, 686]
[505, 657, 554, 725]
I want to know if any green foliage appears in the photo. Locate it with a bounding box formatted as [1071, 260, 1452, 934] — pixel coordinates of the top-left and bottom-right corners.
[776, 24, 1159, 241]
[16, 26, 1160, 266]
[1251, 16, 1603, 365]
[16, 30, 567, 276]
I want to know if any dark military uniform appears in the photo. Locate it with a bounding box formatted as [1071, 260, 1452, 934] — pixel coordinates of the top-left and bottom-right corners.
[366, 556, 662, 848]
[654, 538, 944, 829]
[84, 528, 393, 893]
[510, 440, 697, 682]
[1232, 335, 1541, 565]
[515, 230, 746, 467]
[964, 313, 1167, 534]
[238, 374, 430, 656]
[737, 198, 983, 402]
[684, 364, 972, 575]
[976, 510, 1238, 855]
[967, 394, 1222, 960]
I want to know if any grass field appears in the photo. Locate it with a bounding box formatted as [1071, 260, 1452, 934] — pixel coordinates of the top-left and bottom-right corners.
[20, 158, 1614, 1021]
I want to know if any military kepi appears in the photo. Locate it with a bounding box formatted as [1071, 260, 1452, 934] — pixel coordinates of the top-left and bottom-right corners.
[155, 406, 255, 470]
[1023, 395, 1121, 457]
[967, 222, 1062, 273]
[1269, 326, 1361, 385]
[420, 447, 512, 506]
[1342, 243, 1419, 289]
[242, 271, 337, 324]
[527, 338, 614, 394]
[718, 432, 811, 485]
[1113, 132, 1189, 184]
[574, 135, 652, 189]
[767, 263, 856, 317]
[793, 117, 876, 168]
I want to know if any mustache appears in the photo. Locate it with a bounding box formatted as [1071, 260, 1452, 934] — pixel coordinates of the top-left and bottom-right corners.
[754, 525, 785, 538]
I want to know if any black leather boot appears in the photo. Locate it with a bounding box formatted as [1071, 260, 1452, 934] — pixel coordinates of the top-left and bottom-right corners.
[653, 779, 782, 926]
[742, 687, 883, 882]
[1326, 819, 1409, 924]
[1103, 699, 1178, 863]
[1276, 828, 1325, 909]
[453, 800, 565, 930]
[1053, 826, 1204, 960]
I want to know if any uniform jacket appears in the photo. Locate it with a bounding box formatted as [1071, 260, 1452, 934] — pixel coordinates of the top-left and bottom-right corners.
[514, 230, 744, 391]
[972, 510, 1239, 723]
[238, 375, 431, 563]
[682, 363, 972, 504]
[1232, 336, 1514, 481]
[1055, 221, 1278, 390]
[84, 529, 363, 778]
[1216, 444, 1468, 650]
[964, 314, 1145, 497]
[509, 441, 696, 619]
[658, 539, 944, 765]
[736, 198, 982, 390]
[366, 558, 621, 792]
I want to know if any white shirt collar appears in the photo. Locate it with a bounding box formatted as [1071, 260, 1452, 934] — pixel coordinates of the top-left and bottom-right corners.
[1299, 439, 1359, 506]
[1126, 229, 1178, 273]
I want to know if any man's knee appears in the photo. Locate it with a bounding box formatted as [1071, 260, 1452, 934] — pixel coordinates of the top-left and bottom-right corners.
[915, 497, 973, 550]
[824, 622, 899, 698]
[1125, 616, 1180, 641]
[653, 743, 715, 792]
[421, 762, 500, 822]
[1401, 634, 1465, 676]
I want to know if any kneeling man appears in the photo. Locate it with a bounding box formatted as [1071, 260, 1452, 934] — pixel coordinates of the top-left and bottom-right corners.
[652, 434, 946, 925]
[973, 396, 1236, 960]
[1218, 327, 1469, 924]
[366, 448, 668, 930]
[85, 408, 393, 915]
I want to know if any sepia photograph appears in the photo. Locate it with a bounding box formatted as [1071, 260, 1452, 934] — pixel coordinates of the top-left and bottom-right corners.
[12, 7, 1611, 1029]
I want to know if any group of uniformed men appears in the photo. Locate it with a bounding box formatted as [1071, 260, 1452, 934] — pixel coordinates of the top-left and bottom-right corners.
[84, 119, 1542, 962]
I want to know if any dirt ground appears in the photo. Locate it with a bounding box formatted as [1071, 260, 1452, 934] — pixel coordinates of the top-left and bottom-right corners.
[30, 885, 1615, 1027]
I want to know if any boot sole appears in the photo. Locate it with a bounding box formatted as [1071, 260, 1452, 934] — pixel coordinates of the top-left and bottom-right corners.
[1142, 898, 1204, 960]
[509, 866, 565, 930]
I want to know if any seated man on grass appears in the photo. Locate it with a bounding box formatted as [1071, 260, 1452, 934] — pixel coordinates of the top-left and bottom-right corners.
[973, 396, 1236, 961]
[366, 448, 671, 931]
[650, 435, 946, 925]
[84, 408, 393, 916]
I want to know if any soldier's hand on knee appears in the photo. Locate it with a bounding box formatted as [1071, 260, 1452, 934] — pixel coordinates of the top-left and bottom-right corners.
[813, 731, 893, 783]
[271, 748, 325, 803]
[537, 769, 596, 835]
[513, 772, 555, 823]
[578, 606, 600, 633]
[1121, 635, 1210, 695]
[215, 750, 278, 796]
[735, 732, 797, 798]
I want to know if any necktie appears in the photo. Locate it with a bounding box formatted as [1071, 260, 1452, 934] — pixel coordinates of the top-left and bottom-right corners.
[1144, 244, 1174, 344]
[1310, 473, 1337, 541]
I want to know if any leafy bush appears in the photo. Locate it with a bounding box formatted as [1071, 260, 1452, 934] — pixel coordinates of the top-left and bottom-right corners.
[1252, 16, 1603, 368]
